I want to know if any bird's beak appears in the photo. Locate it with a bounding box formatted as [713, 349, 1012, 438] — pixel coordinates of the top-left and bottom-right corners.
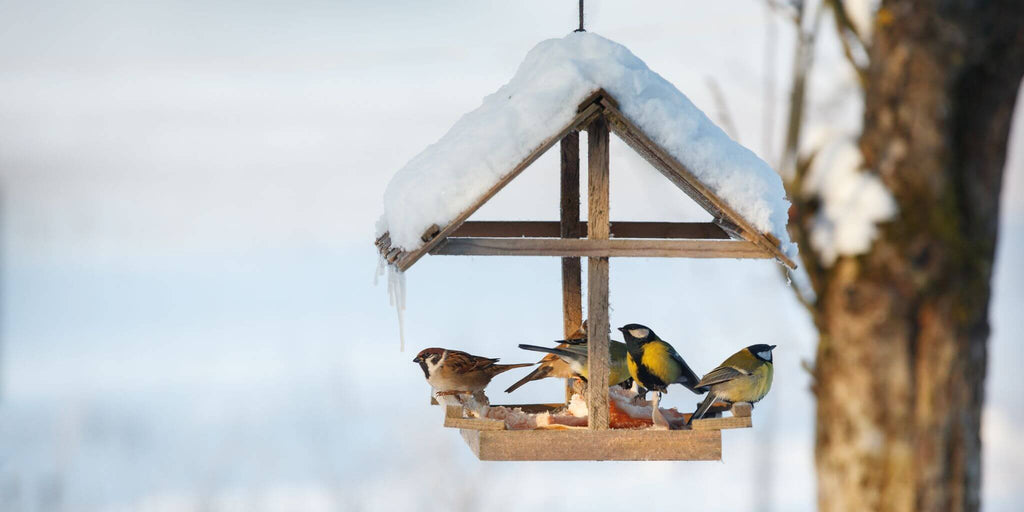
[616, 326, 626, 333]
[412, 357, 420, 363]
[769, 345, 777, 350]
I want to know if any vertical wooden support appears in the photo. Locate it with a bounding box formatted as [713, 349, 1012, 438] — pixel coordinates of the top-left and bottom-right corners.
[560, 132, 583, 403]
[586, 116, 610, 431]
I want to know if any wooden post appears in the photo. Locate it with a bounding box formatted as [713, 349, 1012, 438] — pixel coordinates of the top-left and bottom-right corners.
[560, 132, 583, 403]
[586, 116, 610, 431]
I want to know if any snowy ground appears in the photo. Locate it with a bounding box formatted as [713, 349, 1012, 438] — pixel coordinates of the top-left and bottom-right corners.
[1, 1, 1022, 511]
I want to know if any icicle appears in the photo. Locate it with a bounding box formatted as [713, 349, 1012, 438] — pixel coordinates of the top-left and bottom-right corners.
[386, 264, 407, 351]
[373, 254, 385, 286]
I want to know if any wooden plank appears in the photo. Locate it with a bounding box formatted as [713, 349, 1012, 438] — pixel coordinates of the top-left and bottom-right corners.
[560, 132, 583, 339]
[577, 88, 619, 113]
[420, 224, 440, 243]
[731, 402, 753, 417]
[450, 221, 730, 239]
[394, 102, 603, 271]
[612, 221, 729, 239]
[561, 132, 583, 404]
[459, 428, 722, 461]
[598, 98, 797, 269]
[443, 405, 506, 431]
[460, 428, 482, 458]
[490, 403, 565, 414]
[586, 115, 610, 431]
[690, 415, 753, 431]
[430, 238, 773, 258]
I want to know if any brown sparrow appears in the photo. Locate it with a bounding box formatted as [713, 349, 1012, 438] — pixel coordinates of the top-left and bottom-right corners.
[504, 321, 587, 394]
[413, 347, 532, 405]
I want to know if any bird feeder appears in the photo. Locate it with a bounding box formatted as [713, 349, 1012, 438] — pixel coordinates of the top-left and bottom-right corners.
[375, 33, 797, 461]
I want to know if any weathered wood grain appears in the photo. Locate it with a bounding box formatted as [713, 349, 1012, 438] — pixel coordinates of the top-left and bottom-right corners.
[690, 415, 753, 431]
[449, 221, 730, 239]
[429, 238, 772, 258]
[560, 132, 583, 340]
[458, 428, 722, 461]
[442, 405, 505, 431]
[586, 115, 611, 431]
[561, 132, 583, 404]
[731, 402, 753, 417]
[490, 403, 565, 414]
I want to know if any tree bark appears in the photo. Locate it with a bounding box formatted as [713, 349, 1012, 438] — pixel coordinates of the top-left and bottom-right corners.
[812, 2, 1024, 511]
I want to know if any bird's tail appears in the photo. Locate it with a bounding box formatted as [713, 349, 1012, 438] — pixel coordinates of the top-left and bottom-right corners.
[504, 365, 551, 393]
[687, 392, 718, 426]
[491, 362, 534, 376]
[557, 337, 588, 346]
[675, 361, 707, 395]
[518, 344, 577, 359]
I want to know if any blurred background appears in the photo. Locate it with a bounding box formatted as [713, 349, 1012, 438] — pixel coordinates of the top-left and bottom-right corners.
[1, 1, 1021, 511]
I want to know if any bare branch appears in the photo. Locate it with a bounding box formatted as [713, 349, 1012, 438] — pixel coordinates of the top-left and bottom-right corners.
[705, 78, 740, 142]
[778, 3, 826, 180]
[825, 0, 869, 87]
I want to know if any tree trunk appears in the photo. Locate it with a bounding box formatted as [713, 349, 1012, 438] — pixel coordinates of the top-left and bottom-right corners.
[812, 2, 1024, 511]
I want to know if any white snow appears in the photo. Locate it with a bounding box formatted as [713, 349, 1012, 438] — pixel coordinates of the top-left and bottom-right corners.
[379, 32, 797, 260]
[804, 140, 896, 265]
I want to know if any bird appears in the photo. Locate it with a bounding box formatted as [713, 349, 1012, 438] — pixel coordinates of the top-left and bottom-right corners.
[504, 322, 588, 393]
[619, 323, 704, 428]
[516, 338, 631, 388]
[687, 344, 776, 425]
[413, 347, 532, 405]
[619, 323, 703, 395]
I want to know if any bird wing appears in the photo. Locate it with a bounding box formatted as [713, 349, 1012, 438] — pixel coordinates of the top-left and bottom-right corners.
[444, 349, 500, 373]
[696, 365, 749, 388]
[667, 345, 702, 389]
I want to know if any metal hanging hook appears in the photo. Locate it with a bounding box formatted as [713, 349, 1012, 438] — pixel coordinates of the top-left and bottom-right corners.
[575, 0, 585, 32]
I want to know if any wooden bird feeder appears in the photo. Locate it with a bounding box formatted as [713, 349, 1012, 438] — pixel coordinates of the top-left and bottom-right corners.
[376, 36, 797, 461]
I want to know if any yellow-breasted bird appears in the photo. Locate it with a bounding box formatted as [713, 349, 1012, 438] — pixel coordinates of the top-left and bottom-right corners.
[619, 323, 703, 396]
[516, 339, 631, 387]
[687, 344, 775, 425]
[504, 322, 588, 393]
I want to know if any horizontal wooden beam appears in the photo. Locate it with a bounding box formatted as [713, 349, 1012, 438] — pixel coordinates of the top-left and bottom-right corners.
[460, 427, 722, 461]
[450, 221, 730, 239]
[443, 405, 505, 431]
[430, 238, 773, 259]
[690, 415, 753, 431]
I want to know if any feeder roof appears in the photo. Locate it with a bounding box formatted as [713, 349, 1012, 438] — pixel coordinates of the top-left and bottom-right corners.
[377, 32, 797, 268]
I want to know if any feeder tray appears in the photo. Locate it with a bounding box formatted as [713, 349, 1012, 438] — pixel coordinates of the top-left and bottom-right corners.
[381, 83, 793, 461]
[438, 400, 753, 461]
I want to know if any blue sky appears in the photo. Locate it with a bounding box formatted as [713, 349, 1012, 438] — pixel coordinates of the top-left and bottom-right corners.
[1, 1, 1022, 511]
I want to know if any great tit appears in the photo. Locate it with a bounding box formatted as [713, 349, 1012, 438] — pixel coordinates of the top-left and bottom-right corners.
[619, 323, 703, 396]
[516, 339, 631, 387]
[687, 344, 775, 424]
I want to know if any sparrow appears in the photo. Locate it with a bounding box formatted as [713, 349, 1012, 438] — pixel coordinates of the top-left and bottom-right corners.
[687, 344, 775, 424]
[504, 321, 588, 393]
[516, 338, 631, 387]
[413, 347, 532, 404]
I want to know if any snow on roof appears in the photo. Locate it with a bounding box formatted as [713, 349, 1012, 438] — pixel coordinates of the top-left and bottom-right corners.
[379, 32, 797, 260]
